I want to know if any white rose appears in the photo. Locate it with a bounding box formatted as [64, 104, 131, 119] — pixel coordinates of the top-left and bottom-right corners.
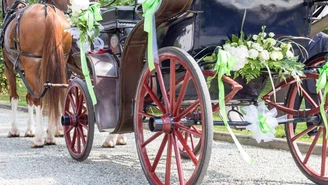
[277, 52, 283, 60]
[230, 47, 249, 71]
[286, 50, 294, 59]
[272, 46, 282, 51]
[260, 32, 267, 38]
[248, 49, 259, 60]
[252, 43, 263, 51]
[265, 38, 276, 46]
[70, 0, 89, 15]
[270, 51, 281, 61]
[269, 32, 275, 38]
[223, 43, 232, 51]
[259, 50, 270, 61]
[246, 41, 252, 48]
[252, 35, 258, 40]
[238, 45, 248, 52]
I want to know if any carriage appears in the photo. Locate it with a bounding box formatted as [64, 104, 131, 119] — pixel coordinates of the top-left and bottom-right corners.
[3, 0, 328, 184]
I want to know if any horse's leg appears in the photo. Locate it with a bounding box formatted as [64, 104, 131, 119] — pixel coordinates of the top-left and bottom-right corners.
[45, 112, 57, 145]
[116, 134, 127, 145]
[32, 102, 45, 148]
[102, 134, 127, 148]
[25, 94, 44, 148]
[54, 109, 64, 137]
[4, 61, 20, 137]
[47, 109, 63, 138]
[25, 93, 35, 137]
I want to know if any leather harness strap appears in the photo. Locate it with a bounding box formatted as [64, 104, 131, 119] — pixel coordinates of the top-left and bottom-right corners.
[1, 2, 51, 99]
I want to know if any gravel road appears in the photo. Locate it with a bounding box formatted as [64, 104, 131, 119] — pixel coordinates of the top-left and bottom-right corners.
[0, 108, 314, 185]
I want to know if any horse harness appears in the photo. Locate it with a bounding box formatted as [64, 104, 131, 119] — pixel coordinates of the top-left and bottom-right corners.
[0, 1, 64, 99]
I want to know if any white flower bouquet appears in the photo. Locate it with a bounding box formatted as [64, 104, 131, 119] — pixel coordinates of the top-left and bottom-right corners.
[204, 25, 305, 85]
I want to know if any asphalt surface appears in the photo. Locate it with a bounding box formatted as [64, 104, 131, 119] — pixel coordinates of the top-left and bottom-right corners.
[0, 106, 315, 185]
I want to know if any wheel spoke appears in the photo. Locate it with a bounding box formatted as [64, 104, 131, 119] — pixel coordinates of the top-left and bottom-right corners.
[141, 132, 163, 148]
[78, 126, 86, 147]
[291, 124, 317, 142]
[175, 100, 200, 121]
[155, 64, 170, 112]
[169, 59, 176, 114]
[304, 127, 322, 164]
[77, 128, 81, 153]
[68, 93, 77, 113]
[300, 85, 318, 108]
[144, 83, 166, 114]
[71, 128, 77, 150]
[173, 71, 191, 116]
[77, 93, 84, 115]
[165, 135, 172, 185]
[138, 111, 156, 118]
[188, 132, 195, 150]
[79, 106, 87, 119]
[175, 124, 202, 137]
[65, 126, 74, 135]
[172, 133, 185, 185]
[176, 130, 198, 165]
[191, 125, 202, 136]
[151, 134, 168, 172]
[80, 121, 89, 130]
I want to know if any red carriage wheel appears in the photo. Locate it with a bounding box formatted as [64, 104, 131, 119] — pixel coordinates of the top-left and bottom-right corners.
[134, 47, 213, 185]
[62, 79, 95, 162]
[285, 52, 328, 184]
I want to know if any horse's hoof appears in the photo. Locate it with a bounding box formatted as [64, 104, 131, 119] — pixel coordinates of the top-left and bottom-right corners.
[116, 139, 127, 145]
[8, 129, 20, 137]
[116, 135, 127, 145]
[45, 137, 56, 145]
[8, 132, 20, 137]
[31, 143, 44, 148]
[102, 141, 115, 148]
[45, 142, 56, 146]
[24, 133, 35, 137]
[24, 130, 35, 137]
[54, 130, 64, 137]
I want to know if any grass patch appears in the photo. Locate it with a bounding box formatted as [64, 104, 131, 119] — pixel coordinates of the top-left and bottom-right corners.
[0, 79, 27, 107]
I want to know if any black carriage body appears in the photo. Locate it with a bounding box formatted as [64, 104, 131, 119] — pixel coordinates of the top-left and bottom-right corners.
[87, 0, 314, 132]
[157, 0, 311, 100]
[159, 0, 311, 56]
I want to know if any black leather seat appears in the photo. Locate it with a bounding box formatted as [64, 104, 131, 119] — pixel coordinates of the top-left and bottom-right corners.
[100, 6, 140, 30]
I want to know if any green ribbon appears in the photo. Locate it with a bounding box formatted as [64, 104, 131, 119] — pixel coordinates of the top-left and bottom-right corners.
[210, 50, 254, 165]
[316, 62, 328, 138]
[258, 115, 272, 134]
[80, 40, 97, 105]
[76, 4, 103, 105]
[142, 0, 161, 71]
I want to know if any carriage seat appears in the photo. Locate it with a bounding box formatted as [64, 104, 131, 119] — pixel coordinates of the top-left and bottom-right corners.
[100, 6, 140, 31]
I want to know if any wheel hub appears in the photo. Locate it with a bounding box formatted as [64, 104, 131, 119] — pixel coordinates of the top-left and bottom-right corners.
[148, 115, 198, 133]
[148, 116, 174, 133]
[61, 115, 79, 127]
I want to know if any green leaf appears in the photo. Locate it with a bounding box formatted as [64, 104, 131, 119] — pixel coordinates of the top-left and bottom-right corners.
[231, 34, 239, 43]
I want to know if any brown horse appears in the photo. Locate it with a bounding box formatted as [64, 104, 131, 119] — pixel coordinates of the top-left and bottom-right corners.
[46, 0, 128, 148]
[2, 0, 72, 147]
[40, 0, 70, 12]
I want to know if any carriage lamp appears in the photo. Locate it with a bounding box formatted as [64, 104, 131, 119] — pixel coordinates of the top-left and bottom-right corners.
[110, 34, 120, 54]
